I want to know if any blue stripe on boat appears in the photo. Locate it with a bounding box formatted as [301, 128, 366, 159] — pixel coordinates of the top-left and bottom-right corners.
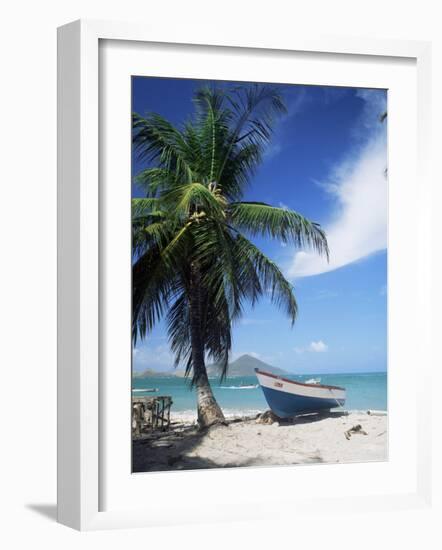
[261, 386, 344, 418]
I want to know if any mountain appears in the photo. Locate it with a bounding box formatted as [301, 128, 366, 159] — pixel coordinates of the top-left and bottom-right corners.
[207, 354, 286, 377]
[133, 354, 286, 378]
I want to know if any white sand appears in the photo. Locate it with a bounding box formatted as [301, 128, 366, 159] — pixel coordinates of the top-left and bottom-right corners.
[132, 411, 387, 472]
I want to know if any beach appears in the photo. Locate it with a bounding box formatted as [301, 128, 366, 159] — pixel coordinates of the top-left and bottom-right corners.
[132, 410, 387, 472]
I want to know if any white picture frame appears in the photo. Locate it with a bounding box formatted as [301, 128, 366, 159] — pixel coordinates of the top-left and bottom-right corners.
[57, 19, 432, 531]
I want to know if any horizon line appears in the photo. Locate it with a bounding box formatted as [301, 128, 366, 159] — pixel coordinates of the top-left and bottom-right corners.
[132, 369, 387, 375]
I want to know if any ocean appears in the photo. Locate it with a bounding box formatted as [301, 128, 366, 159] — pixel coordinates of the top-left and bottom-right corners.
[132, 372, 387, 415]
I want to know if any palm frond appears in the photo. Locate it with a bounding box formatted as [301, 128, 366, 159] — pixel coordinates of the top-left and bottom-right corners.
[233, 234, 298, 324]
[215, 143, 262, 201]
[229, 202, 329, 259]
[191, 220, 247, 320]
[167, 292, 192, 369]
[132, 197, 163, 219]
[216, 85, 287, 185]
[133, 113, 194, 184]
[203, 292, 232, 380]
[132, 247, 181, 344]
[132, 221, 175, 258]
[162, 182, 226, 220]
[166, 285, 233, 384]
[134, 168, 174, 197]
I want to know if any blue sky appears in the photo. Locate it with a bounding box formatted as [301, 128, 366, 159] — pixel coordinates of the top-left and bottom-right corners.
[132, 77, 387, 374]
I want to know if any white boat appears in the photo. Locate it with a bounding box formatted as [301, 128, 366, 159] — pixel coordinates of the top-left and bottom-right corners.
[255, 369, 346, 418]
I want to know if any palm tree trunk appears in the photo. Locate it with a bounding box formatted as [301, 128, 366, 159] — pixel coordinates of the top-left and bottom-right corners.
[189, 263, 226, 428]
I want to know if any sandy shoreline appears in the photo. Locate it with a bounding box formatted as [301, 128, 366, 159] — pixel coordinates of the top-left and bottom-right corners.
[132, 410, 388, 472]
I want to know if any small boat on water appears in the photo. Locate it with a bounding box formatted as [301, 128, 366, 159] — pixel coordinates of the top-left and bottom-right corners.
[132, 388, 159, 393]
[220, 383, 258, 390]
[255, 368, 346, 418]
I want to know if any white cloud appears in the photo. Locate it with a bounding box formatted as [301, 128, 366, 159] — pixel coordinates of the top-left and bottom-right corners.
[309, 340, 328, 352]
[263, 142, 282, 160]
[264, 89, 310, 160]
[288, 90, 387, 278]
[294, 340, 328, 353]
[285, 87, 310, 118]
[355, 89, 387, 132]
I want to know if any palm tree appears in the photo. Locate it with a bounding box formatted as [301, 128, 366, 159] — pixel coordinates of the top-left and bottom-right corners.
[132, 85, 329, 428]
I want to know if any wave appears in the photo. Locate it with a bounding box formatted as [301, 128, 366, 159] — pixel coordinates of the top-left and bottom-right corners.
[219, 384, 259, 390]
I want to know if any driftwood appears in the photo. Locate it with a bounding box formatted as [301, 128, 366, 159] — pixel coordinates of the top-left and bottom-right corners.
[344, 424, 368, 440]
[132, 396, 173, 435]
[255, 410, 281, 425]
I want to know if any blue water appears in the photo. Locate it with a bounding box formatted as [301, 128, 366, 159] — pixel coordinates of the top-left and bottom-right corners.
[132, 372, 387, 414]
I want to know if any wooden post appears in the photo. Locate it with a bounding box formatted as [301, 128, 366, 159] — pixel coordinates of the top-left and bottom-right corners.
[132, 395, 172, 434]
[166, 398, 171, 430]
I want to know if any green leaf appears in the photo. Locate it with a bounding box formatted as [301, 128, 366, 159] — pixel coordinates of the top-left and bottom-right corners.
[229, 202, 329, 259]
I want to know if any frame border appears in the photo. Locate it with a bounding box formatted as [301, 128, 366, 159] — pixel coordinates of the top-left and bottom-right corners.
[57, 19, 432, 531]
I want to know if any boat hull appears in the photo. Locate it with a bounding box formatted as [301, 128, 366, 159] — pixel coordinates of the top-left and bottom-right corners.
[256, 369, 346, 418]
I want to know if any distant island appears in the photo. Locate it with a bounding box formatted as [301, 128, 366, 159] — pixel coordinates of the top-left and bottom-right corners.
[133, 354, 287, 379]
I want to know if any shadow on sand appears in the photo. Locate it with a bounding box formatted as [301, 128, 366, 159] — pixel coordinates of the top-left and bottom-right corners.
[132, 424, 234, 472]
[132, 411, 345, 472]
[283, 410, 348, 426]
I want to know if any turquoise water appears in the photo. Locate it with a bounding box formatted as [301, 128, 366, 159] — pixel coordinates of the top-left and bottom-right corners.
[132, 372, 387, 414]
